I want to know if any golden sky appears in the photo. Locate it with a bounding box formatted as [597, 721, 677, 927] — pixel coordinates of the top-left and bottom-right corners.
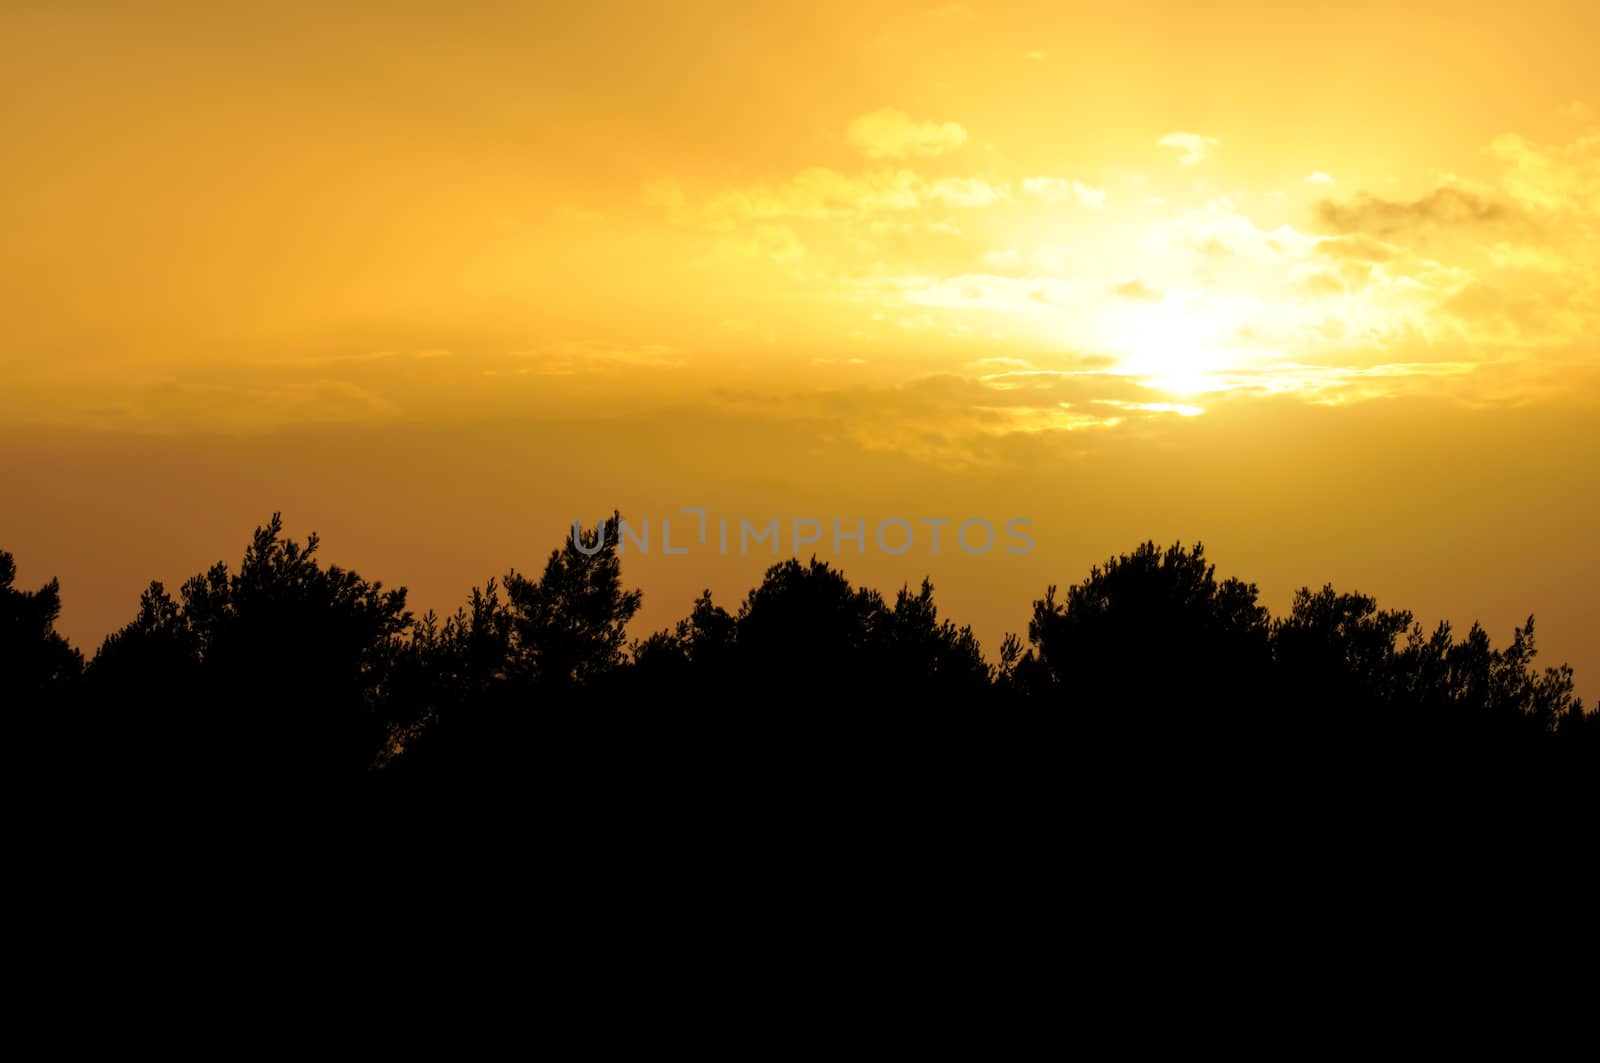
[3, 2, 1597, 698]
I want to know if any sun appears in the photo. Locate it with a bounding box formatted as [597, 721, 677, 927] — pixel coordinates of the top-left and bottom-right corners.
[1098, 300, 1244, 396]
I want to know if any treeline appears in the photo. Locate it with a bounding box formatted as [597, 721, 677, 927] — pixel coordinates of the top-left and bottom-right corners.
[3, 513, 1594, 788]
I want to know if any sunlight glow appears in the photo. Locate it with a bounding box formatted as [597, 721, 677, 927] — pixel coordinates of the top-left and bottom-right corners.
[1098, 300, 1246, 396]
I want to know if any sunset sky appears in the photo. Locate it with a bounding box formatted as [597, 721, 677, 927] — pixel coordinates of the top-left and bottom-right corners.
[3, 2, 1597, 699]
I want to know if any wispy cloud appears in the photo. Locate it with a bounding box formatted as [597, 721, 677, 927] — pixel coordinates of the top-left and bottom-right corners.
[1158, 131, 1220, 166]
[1022, 177, 1105, 208]
[509, 341, 685, 375]
[1111, 279, 1162, 301]
[847, 108, 968, 160]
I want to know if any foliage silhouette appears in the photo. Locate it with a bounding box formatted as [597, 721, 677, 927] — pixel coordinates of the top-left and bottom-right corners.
[2, 517, 1592, 788]
[375, 513, 643, 779]
[85, 514, 409, 785]
[1, 549, 83, 710]
[1008, 540, 1273, 734]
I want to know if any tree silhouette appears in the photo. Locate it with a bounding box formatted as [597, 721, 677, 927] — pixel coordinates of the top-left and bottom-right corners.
[86, 514, 409, 785]
[629, 559, 992, 714]
[378, 513, 642, 781]
[1273, 584, 1419, 740]
[630, 588, 736, 691]
[1012, 541, 1273, 744]
[503, 513, 642, 691]
[0, 514, 1590, 786]
[0, 549, 83, 710]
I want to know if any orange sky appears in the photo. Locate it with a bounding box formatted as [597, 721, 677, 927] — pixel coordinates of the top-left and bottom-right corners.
[3, 2, 1597, 699]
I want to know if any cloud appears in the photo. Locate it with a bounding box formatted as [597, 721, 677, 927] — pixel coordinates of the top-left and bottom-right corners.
[1158, 132, 1220, 166]
[644, 122, 1598, 421]
[925, 177, 1008, 207]
[642, 178, 689, 222]
[1298, 271, 1348, 296]
[1092, 399, 1206, 417]
[1314, 186, 1511, 234]
[698, 168, 923, 224]
[1022, 177, 1067, 201]
[1484, 241, 1569, 272]
[1306, 172, 1335, 185]
[121, 377, 407, 426]
[254, 350, 398, 368]
[692, 368, 1153, 472]
[1148, 197, 1317, 260]
[675, 168, 1009, 226]
[1029, 245, 1070, 272]
[707, 224, 806, 266]
[1111, 279, 1162, 301]
[1022, 177, 1106, 208]
[847, 108, 968, 159]
[510, 341, 685, 375]
[863, 216, 964, 237]
[968, 356, 1036, 371]
[1315, 235, 1399, 262]
[1489, 129, 1600, 214]
[1440, 281, 1585, 347]
[901, 273, 1079, 313]
[1026, 50, 1048, 62]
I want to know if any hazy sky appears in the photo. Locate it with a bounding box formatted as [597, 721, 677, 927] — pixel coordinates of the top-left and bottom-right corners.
[3, 2, 1597, 699]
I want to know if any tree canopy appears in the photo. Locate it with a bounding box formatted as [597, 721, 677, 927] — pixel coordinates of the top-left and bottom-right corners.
[3, 518, 1592, 788]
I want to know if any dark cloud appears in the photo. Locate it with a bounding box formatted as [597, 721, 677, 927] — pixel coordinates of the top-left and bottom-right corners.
[1315, 186, 1511, 235]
